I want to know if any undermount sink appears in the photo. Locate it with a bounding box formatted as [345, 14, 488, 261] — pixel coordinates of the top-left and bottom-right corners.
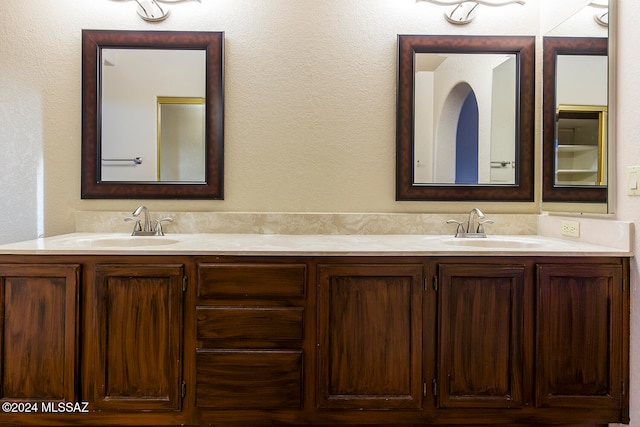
[75, 237, 180, 247]
[441, 237, 545, 249]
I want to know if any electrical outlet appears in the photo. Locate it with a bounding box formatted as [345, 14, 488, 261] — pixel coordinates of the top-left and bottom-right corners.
[561, 220, 580, 237]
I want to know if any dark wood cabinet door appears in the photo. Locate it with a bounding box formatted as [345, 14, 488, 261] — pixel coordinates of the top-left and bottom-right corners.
[438, 263, 525, 408]
[91, 264, 184, 411]
[0, 263, 80, 402]
[317, 264, 423, 409]
[536, 264, 623, 409]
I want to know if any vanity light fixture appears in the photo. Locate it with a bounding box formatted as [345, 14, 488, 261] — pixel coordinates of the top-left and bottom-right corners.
[115, 0, 200, 22]
[589, 0, 609, 27]
[416, 0, 526, 25]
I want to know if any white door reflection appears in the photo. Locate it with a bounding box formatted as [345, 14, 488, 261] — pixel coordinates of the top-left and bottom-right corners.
[157, 97, 206, 182]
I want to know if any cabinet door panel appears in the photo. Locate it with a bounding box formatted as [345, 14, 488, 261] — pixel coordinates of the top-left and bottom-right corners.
[196, 349, 303, 409]
[317, 264, 423, 409]
[438, 264, 525, 408]
[536, 264, 622, 409]
[0, 264, 79, 402]
[92, 264, 184, 411]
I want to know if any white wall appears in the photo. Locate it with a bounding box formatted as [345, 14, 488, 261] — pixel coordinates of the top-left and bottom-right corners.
[556, 55, 608, 106]
[490, 57, 517, 184]
[414, 72, 435, 183]
[0, 92, 43, 242]
[613, 2, 640, 426]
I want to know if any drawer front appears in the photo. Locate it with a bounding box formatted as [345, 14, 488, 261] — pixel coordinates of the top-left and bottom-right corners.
[197, 307, 304, 341]
[198, 263, 306, 299]
[196, 350, 303, 409]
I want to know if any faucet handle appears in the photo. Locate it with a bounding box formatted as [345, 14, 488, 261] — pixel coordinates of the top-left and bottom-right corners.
[154, 217, 173, 236]
[446, 219, 465, 237]
[477, 219, 494, 234]
[125, 217, 142, 233]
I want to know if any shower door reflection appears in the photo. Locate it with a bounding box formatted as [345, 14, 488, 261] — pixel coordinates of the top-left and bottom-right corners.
[157, 97, 206, 182]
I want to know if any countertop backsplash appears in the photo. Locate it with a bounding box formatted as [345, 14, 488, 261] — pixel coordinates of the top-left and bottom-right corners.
[538, 213, 633, 252]
[75, 211, 538, 236]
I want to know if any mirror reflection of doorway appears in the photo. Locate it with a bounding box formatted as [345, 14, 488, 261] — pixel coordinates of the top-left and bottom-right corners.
[455, 91, 479, 184]
[555, 104, 607, 187]
[413, 52, 517, 186]
[434, 82, 474, 183]
[434, 83, 479, 184]
[157, 96, 206, 182]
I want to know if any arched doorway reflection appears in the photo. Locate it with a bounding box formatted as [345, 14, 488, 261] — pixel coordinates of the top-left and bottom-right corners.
[455, 90, 479, 184]
[434, 82, 479, 184]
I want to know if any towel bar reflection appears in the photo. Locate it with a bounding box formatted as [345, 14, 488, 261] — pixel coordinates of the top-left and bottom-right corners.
[102, 157, 143, 165]
[491, 161, 513, 168]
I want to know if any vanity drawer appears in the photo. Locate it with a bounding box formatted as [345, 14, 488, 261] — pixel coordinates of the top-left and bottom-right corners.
[197, 263, 306, 299]
[197, 307, 304, 341]
[196, 349, 303, 409]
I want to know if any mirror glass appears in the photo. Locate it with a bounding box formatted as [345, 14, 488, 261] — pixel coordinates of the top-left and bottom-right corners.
[555, 104, 607, 186]
[397, 35, 535, 201]
[82, 30, 224, 199]
[413, 53, 517, 185]
[542, 0, 610, 208]
[101, 49, 206, 182]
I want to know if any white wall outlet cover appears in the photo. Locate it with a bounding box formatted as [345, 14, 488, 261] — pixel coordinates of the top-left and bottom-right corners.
[628, 166, 640, 196]
[561, 219, 580, 238]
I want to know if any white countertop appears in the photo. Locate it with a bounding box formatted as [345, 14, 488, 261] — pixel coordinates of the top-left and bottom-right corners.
[0, 233, 631, 257]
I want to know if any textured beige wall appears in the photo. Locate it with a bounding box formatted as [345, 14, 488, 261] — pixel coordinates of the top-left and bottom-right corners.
[0, 0, 541, 239]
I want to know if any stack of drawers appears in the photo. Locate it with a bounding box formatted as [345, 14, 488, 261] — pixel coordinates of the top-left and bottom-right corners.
[195, 262, 307, 409]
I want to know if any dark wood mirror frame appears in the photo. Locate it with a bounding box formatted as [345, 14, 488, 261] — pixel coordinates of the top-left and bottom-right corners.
[396, 35, 535, 202]
[542, 37, 607, 204]
[81, 30, 224, 199]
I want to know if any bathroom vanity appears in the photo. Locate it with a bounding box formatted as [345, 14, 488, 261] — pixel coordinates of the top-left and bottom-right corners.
[0, 233, 630, 426]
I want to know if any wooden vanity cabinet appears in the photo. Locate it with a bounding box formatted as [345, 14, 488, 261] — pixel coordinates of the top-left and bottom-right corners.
[316, 263, 424, 410]
[88, 263, 185, 412]
[436, 263, 527, 409]
[536, 263, 626, 412]
[0, 263, 80, 404]
[430, 257, 629, 426]
[194, 261, 307, 424]
[0, 253, 629, 427]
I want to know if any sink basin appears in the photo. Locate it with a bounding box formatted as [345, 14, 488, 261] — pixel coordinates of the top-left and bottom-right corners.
[75, 237, 180, 247]
[441, 237, 545, 249]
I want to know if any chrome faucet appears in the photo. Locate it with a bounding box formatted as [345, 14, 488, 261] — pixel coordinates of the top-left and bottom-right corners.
[132, 205, 152, 233]
[447, 208, 493, 238]
[467, 208, 484, 236]
[126, 205, 173, 236]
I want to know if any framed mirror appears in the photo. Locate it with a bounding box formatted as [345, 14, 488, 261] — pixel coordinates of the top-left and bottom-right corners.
[396, 35, 535, 201]
[81, 30, 224, 199]
[542, 13, 609, 205]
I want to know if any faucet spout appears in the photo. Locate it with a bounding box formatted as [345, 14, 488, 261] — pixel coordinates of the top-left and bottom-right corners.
[127, 205, 173, 236]
[132, 205, 152, 233]
[447, 208, 491, 238]
[467, 208, 485, 234]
